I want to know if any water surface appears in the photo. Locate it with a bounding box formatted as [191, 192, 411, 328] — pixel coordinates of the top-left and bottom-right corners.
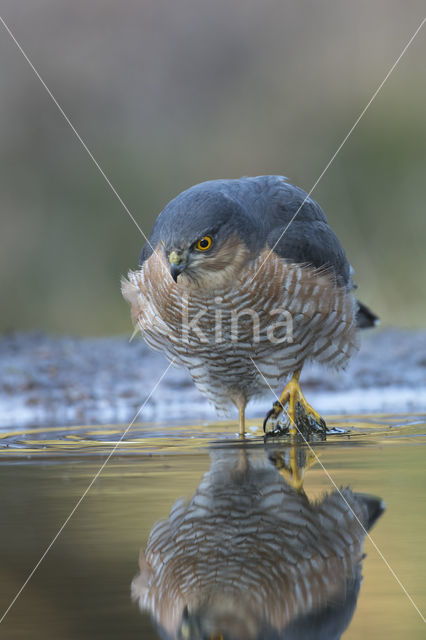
[0, 414, 425, 638]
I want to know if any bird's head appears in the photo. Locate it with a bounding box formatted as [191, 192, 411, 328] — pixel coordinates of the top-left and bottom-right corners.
[154, 184, 261, 288]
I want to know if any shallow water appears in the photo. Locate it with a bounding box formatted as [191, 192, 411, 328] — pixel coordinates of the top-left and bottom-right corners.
[0, 414, 425, 639]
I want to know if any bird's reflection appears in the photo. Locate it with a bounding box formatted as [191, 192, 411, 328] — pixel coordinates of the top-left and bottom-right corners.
[132, 444, 384, 639]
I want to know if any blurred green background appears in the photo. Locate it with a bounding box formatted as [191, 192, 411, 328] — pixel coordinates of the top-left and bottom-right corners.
[0, 0, 425, 335]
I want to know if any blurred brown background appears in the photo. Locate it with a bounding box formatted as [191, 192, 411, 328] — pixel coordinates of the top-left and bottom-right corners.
[0, 0, 425, 334]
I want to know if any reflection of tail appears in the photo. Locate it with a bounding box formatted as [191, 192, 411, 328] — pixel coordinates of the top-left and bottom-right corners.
[352, 491, 386, 530]
[356, 300, 379, 328]
[283, 489, 385, 640]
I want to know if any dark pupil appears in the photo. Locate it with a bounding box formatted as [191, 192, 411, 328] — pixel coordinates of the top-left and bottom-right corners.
[199, 238, 209, 248]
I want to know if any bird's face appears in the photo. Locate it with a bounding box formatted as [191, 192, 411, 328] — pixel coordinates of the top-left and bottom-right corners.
[166, 233, 214, 283]
[154, 188, 259, 289]
[163, 230, 251, 290]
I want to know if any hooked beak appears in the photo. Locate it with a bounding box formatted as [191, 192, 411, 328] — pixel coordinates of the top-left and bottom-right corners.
[169, 250, 188, 282]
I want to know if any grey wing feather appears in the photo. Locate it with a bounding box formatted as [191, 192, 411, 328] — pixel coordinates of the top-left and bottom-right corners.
[268, 219, 352, 286]
[258, 179, 381, 326]
[262, 182, 380, 327]
[260, 178, 351, 285]
[138, 218, 163, 266]
[234, 177, 351, 284]
[139, 176, 351, 286]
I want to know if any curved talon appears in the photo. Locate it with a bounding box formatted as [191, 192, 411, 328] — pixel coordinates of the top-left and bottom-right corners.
[264, 426, 290, 443]
[263, 401, 282, 433]
[319, 417, 327, 434]
[262, 409, 274, 433]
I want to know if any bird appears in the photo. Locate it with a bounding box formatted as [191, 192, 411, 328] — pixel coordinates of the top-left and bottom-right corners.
[131, 445, 385, 639]
[122, 175, 378, 436]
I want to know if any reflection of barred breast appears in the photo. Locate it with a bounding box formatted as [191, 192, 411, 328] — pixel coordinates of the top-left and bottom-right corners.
[132, 449, 384, 639]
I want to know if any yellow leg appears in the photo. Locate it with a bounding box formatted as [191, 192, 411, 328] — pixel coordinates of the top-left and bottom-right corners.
[263, 368, 325, 437]
[238, 405, 246, 438]
[270, 444, 318, 493]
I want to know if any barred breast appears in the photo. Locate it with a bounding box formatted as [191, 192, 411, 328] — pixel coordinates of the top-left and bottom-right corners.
[122, 248, 358, 413]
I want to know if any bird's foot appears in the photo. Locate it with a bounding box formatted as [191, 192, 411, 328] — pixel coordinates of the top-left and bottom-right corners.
[293, 401, 327, 440]
[263, 373, 327, 441]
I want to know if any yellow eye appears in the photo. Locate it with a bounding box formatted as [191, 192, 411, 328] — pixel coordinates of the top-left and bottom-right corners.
[195, 235, 213, 251]
[210, 635, 224, 640]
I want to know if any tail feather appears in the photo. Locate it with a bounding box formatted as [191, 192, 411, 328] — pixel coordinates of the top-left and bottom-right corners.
[356, 300, 379, 329]
[354, 492, 386, 530]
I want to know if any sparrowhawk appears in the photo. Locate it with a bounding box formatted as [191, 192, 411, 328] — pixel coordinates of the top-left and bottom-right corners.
[122, 176, 377, 436]
[132, 445, 384, 639]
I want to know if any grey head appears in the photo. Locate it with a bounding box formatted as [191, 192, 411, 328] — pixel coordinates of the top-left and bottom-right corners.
[138, 176, 353, 288]
[140, 179, 268, 284]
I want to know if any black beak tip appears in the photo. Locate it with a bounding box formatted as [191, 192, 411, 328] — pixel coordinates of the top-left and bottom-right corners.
[170, 264, 184, 282]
